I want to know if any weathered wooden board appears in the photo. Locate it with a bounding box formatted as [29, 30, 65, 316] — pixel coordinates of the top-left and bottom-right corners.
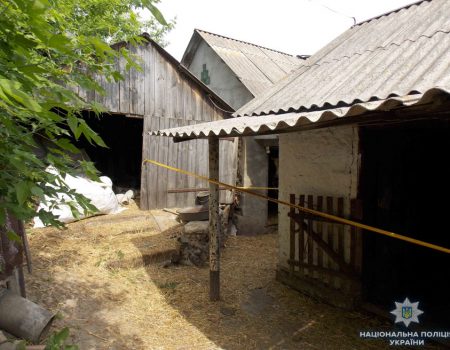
[119, 54, 130, 114]
[130, 45, 145, 116]
[287, 195, 362, 297]
[144, 44, 156, 117]
[166, 118, 178, 208]
[80, 40, 236, 210]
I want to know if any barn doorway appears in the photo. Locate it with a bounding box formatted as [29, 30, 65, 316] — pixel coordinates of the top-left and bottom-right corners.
[359, 118, 449, 327]
[76, 113, 143, 196]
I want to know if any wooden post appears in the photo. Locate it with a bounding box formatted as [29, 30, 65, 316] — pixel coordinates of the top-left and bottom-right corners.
[208, 137, 220, 301]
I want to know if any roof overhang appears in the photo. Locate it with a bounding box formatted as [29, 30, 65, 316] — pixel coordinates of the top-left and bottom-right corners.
[149, 88, 450, 142]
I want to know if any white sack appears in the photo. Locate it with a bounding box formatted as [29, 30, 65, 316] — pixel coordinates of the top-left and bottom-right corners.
[116, 189, 134, 205]
[33, 167, 124, 228]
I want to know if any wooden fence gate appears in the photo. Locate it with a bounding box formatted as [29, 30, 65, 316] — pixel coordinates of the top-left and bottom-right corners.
[282, 194, 363, 308]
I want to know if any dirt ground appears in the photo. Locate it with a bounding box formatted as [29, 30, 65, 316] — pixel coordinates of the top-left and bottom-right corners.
[25, 205, 442, 349]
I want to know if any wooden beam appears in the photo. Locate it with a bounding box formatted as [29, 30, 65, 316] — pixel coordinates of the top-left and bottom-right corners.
[167, 187, 228, 193]
[287, 260, 359, 282]
[288, 212, 356, 277]
[291, 212, 347, 225]
[208, 137, 220, 301]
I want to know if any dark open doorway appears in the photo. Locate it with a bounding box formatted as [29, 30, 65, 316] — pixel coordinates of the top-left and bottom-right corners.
[77, 113, 143, 195]
[359, 118, 449, 327]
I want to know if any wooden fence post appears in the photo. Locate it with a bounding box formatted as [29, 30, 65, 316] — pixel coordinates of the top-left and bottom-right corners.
[208, 137, 220, 301]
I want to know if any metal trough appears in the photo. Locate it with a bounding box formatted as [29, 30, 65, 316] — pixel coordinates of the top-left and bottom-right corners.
[177, 205, 209, 222]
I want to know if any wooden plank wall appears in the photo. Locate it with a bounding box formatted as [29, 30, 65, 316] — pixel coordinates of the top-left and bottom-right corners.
[77, 41, 237, 209]
[141, 123, 237, 209]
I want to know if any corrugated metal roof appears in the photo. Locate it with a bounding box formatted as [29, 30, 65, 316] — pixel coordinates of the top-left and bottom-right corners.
[236, 0, 450, 116]
[150, 88, 450, 140]
[195, 30, 304, 96]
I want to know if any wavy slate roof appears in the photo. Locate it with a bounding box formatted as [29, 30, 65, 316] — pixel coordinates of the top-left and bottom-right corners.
[152, 0, 450, 140]
[184, 29, 304, 96]
[236, 0, 450, 116]
[150, 89, 449, 139]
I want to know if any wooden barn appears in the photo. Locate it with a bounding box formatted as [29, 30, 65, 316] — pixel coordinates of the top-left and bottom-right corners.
[150, 0, 450, 327]
[74, 34, 238, 209]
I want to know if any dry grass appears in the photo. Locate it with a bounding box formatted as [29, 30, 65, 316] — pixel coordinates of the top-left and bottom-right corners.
[25, 205, 444, 349]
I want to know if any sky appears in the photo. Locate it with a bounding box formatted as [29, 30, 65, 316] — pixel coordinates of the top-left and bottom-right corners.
[152, 0, 416, 61]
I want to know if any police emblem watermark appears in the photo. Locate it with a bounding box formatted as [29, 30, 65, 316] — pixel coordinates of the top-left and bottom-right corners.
[359, 297, 449, 346]
[390, 297, 423, 327]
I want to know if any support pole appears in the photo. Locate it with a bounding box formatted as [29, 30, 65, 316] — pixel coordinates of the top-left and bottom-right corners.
[208, 137, 220, 301]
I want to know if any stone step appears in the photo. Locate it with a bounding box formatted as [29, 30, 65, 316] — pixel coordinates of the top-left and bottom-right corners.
[105, 224, 183, 269]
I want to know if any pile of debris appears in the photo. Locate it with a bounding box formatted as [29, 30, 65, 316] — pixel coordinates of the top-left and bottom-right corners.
[177, 221, 210, 266]
[172, 192, 234, 267]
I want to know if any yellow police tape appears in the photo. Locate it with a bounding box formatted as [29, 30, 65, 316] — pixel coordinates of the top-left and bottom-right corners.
[143, 159, 450, 254]
[237, 186, 278, 190]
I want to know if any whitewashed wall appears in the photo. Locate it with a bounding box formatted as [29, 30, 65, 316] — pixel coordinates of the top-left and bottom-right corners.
[278, 126, 359, 268]
[185, 40, 254, 110]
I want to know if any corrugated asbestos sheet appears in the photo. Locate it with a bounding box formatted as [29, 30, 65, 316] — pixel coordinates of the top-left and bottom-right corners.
[151, 0, 450, 140]
[196, 30, 303, 96]
[149, 89, 449, 139]
[236, 0, 450, 116]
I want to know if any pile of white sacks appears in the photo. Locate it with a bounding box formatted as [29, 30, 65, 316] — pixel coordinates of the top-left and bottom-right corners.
[33, 167, 133, 228]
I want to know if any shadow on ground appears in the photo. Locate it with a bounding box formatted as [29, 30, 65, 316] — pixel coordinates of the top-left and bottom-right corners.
[26, 227, 146, 349]
[134, 231, 399, 350]
[25, 208, 446, 350]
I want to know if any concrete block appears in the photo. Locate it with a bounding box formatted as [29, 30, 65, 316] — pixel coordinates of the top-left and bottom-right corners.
[0, 331, 7, 344]
[0, 343, 15, 350]
[184, 221, 209, 235]
[235, 215, 267, 236]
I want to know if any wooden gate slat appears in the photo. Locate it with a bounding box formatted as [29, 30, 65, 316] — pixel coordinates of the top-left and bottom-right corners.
[298, 195, 305, 270]
[288, 213, 355, 276]
[289, 194, 296, 276]
[324, 196, 332, 284]
[326, 197, 334, 245]
[307, 195, 314, 274]
[351, 199, 363, 274]
[337, 197, 345, 258]
[350, 199, 357, 269]
[317, 196, 324, 270]
[287, 193, 361, 298]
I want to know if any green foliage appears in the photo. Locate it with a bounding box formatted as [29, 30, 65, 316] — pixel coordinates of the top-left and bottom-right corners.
[6, 230, 22, 243]
[45, 327, 78, 350]
[14, 340, 27, 350]
[0, 0, 171, 227]
[116, 250, 125, 260]
[56, 0, 174, 45]
[158, 281, 179, 290]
